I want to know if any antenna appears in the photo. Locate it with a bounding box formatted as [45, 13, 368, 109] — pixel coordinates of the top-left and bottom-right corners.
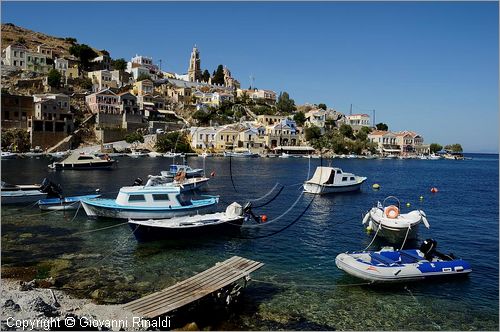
[372, 109, 376, 127]
[159, 59, 162, 71]
[350, 104, 352, 116]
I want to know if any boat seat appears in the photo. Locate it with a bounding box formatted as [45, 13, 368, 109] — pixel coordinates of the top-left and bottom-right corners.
[370, 252, 399, 266]
[399, 250, 423, 263]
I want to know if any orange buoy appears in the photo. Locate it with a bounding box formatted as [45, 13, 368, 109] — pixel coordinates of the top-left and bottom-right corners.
[260, 215, 268, 223]
[210, 171, 216, 177]
[431, 187, 438, 193]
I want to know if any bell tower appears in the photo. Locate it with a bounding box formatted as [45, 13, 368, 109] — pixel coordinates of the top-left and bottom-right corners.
[188, 46, 201, 82]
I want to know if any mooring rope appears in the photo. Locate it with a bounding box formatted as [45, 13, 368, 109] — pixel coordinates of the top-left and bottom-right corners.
[405, 286, 441, 330]
[362, 216, 382, 251]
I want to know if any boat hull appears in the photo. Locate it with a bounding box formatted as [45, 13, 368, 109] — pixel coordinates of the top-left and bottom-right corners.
[50, 160, 115, 170]
[129, 217, 244, 242]
[369, 219, 420, 243]
[81, 200, 217, 220]
[303, 181, 365, 194]
[38, 194, 101, 210]
[1, 191, 46, 204]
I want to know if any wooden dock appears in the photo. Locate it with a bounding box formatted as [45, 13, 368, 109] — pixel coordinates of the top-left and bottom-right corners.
[123, 256, 264, 318]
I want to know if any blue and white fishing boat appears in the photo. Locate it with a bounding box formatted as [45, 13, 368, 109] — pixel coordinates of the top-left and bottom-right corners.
[336, 239, 472, 283]
[161, 164, 204, 178]
[38, 194, 101, 210]
[81, 185, 218, 220]
[1, 181, 45, 204]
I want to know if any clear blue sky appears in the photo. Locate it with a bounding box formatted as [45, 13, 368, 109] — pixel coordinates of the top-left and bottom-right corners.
[2, 1, 498, 153]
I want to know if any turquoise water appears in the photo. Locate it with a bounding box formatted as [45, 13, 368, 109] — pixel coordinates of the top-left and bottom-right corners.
[1, 154, 498, 330]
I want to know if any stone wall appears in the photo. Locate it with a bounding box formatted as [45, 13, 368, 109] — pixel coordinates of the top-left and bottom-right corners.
[31, 131, 67, 150]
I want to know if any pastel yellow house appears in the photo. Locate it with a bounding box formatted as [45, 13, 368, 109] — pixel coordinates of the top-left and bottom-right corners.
[215, 126, 239, 151]
[132, 79, 154, 96]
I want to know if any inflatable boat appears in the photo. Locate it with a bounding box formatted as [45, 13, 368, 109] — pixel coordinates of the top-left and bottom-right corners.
[335, 239, 471, 283]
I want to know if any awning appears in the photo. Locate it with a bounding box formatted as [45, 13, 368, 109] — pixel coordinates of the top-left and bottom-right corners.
[383, 148, 401, 152]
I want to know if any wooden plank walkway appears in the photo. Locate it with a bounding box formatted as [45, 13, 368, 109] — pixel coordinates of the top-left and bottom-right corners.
[123, 256, 264, 318]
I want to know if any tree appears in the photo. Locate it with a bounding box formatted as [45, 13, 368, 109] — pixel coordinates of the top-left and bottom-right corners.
[155, 132, 193, 153]
[192, 110, 212, 125]
[47, 69, 62, 88]
[305, 125, 322, 141]
[355, 130, 368, 142]
[100, 50, 110, 56]
[339, 124, 354, 139]
[65, 37, 77, 44]
[124, 132, 144, 144]
[430, 143, 443, 153]
[69, 44, 97, 70]
[318, 103, 327, 110]
[136, 73, 151, 81]
[201, 69, 210, 82]
[444, 143, 463, 153]
[376, 123, 389, 131]
[16, 37, 26, 45]
[112, 58, 127, 71]
[1, 129, 31, 152]
[276, 91, 296, 114]
[212, 65, 225, 85]
[293, 111, 306, 126]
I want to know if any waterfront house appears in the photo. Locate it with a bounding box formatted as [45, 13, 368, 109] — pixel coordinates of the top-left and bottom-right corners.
[1, 93, 34, 129]
[265, 119, 299, 148]
[190, 127, 218, 150]
[117, 92, 140, 115]
[215, 126, 239, 151]
[133, 79, 154, 96]
[368, 130, 400, 155]
[305, 109, 328, 132]
[85, 89, 120, 114]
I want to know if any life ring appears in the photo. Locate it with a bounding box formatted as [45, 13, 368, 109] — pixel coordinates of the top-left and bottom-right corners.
[174, 170, 186, 182]
[385, 205, 400, 219]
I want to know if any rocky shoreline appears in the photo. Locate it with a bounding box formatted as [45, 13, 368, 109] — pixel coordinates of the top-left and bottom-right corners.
[1, 278, 142, 331]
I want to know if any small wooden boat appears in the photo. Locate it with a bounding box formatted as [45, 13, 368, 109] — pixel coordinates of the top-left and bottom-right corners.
[38, 194, 101, 210]
[128, 202, 245, 241]
[362, 196, 429, 243]
[336, 239, 471, 283]
[48, 153, 115, 170]
[303, 166, 367, 194]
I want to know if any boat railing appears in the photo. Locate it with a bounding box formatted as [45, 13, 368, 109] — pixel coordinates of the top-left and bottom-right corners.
[382, 196, 401, 209]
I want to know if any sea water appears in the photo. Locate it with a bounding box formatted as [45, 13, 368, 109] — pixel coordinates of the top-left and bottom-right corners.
[1, 154, 498, 330]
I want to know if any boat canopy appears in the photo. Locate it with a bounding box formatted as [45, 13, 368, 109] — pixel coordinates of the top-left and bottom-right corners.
[306, 166, 337, 185]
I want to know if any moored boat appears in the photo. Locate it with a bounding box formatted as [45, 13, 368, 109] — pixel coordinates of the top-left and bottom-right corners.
[335, 239, 472, 283]
[362, 196, 430, 243]
[1, 151, 17, 159]
[303, 166, 367, 194]
[81, 185, 218, 220]
[161, 164, 204, 178]
[48, 153, 115, 170]
[38, 194, 101, 210]
[223, 149, 259, 158]
[145, 173, 209, 192]
[128, 202, 246, 241]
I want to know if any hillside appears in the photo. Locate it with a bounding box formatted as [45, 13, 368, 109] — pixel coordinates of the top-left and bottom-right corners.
[1, 23, 102, 57]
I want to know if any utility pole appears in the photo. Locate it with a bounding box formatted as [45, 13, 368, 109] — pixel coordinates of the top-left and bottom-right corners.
[158, 59, 162, 71]
[350, 104, 352, 116]
[372, 109, 376, 128]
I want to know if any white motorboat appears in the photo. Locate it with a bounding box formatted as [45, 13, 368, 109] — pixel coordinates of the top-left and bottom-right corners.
[148, 151, 163, 158]
[1, 181, 45, 204]
[199, 152, 213, 158]
[49, 150, 70, 158]
[128, 202, 246, 241]
[163, 152, 184, 158]
[362, 196, 430, 243]
[429, 154, 441, 160]
[128, 150, 148, 158]
[223, 149, 259, 158]
[81, 185, 218, 220]
[161, 164, 204, 178]
[385, 154, 398, 159]
[145, 174, 209, 192]
[279, 153, 290, 158]
[48, 153, 115, 170]
[303, 166, 367, 194]
[1, 151, 17, 159]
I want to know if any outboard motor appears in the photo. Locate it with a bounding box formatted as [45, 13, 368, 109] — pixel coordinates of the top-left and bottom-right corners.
[420, 238, 438, 261]
[243, 202, 266, 223]
[133, 177, 143, 186]
[39, 178, 63, 198]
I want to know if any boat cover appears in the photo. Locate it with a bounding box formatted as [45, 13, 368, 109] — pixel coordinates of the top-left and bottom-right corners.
[306, 167, 335, 185]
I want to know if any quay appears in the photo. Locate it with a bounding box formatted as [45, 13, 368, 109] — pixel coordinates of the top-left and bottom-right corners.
[122, 256, 264, 318]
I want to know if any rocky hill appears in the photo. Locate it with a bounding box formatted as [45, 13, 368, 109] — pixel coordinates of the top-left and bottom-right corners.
[1, 23, 102, 57]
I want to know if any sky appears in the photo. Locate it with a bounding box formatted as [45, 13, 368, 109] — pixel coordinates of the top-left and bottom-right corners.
[2, 1, 498, 153]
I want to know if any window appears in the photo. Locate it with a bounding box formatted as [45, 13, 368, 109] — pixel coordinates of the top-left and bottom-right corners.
[4, 111, 10, 120]
[152, 194, 170, 201]
[342, 177, 348, 181]
[20, 61, 24, 66]
[128, 194, 146, 202]
[350, 177, 355, 181]
[14, 112, 19, 118]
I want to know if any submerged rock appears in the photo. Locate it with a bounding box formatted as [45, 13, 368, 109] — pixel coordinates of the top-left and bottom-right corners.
[3, 299, 21, 312]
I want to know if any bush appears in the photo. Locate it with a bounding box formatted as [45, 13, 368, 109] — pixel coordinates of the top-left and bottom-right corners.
[47, 69, 62, 88]
[125, 132, 144, 144]
[305, 125, 322, 141]
[1, 129, 31, 152]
